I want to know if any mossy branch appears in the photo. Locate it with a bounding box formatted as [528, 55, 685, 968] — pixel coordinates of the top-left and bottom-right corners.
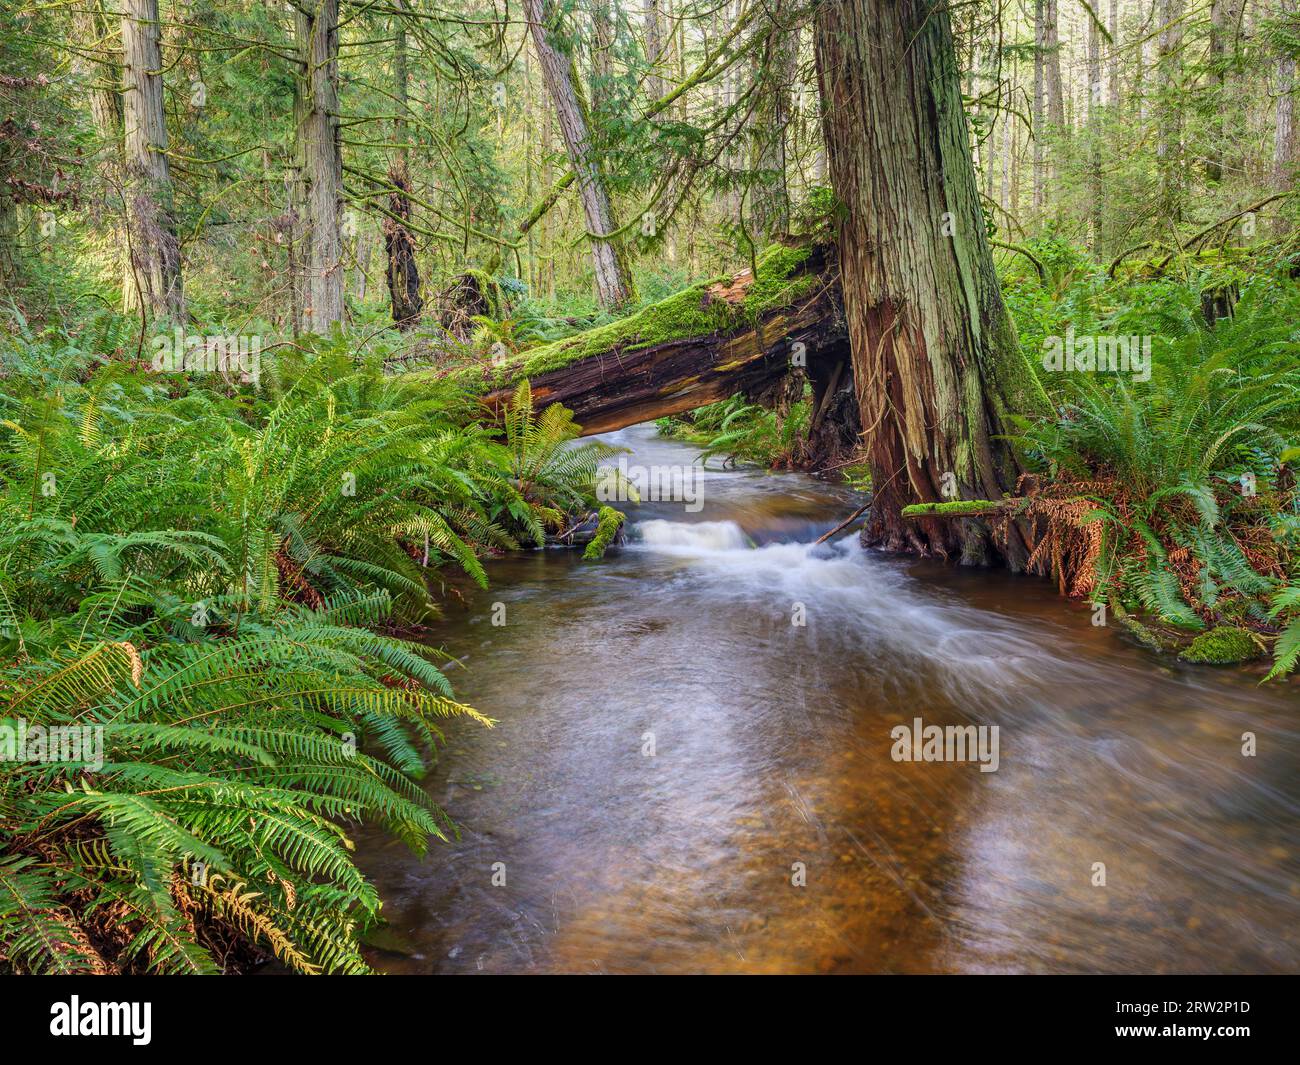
[901, 499, 1016, 519]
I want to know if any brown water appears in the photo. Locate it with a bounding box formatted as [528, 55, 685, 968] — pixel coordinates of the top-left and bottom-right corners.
[357, 424, 1300, 974]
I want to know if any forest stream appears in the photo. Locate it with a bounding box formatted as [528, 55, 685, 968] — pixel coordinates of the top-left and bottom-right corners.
[357, 424, 1300, 975]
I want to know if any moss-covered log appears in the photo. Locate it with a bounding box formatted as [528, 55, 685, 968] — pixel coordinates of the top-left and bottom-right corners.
[460, 242, 850, 439]
[901, 500, 1017, 519]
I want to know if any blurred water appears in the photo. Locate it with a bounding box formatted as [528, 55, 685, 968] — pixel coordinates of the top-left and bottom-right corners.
[356, 424, 1300, 974]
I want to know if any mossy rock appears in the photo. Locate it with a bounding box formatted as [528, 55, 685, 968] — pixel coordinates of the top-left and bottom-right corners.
[1177, 626, 1262, 666]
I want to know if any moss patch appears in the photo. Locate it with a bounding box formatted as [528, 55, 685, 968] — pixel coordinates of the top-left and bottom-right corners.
[1113, 605, 1168, 653]
[1177, 626, 1262, 665]
[901, 499, 1006, 518]
[495, 243, 818, 384]
[582, 506, 626, 560]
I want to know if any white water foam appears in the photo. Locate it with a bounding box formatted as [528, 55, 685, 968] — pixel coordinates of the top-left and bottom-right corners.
[630, 519, 1103, 707]
[635, 519, 751, 552]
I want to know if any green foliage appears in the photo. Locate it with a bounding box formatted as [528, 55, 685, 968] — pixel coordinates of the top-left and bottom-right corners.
[1006, 270, 1300, 672]
[496, 378, 631, 544]
[662, 390, 812, 469]
[0, 329, 539, 973]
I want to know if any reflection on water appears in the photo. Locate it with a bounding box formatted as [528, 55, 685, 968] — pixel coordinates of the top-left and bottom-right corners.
[357, 425, 1300, 974]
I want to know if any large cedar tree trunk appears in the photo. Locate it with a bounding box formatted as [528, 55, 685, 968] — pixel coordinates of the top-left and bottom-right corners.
[121, 0, 184, 320]
[814, 0, 1045, 568]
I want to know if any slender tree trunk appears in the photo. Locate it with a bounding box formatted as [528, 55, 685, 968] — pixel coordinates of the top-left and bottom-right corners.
[1108, 0, 1121, 110]
[1000, 99, 1013, 213]
[1275, 0, 1297, 192]
[1088, 11, 1104, 252]
[644, 0, 664, 101]
[750, 14, 797, 242]
[386, 3, 422, 328]
[1033, 0, 1047, 213]
[814, 0, 1045, 567]
[1206, 0, 1231, 183]
[0, 194, 17, 283]
[591, 0, 615, 114]
[541, 94, 556, 301]
[121, 0, 185, 321]
[295, 0, 344, 333]
[525, 0, 633, 308]
[77, 1, 123, 140]
[1045, 0, 1065, 128]
[1156, 0, 1184, 221]
[1043, 0, 1065, 204]
[289, 45, 308, 337]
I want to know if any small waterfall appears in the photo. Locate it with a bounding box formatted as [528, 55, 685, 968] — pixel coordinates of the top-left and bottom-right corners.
[634, 519, 750, 552]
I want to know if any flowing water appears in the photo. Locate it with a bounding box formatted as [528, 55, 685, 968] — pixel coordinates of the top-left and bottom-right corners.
[357, 424, 1300, 974]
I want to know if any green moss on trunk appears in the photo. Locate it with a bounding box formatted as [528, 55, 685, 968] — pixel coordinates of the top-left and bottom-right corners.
[486, 243, 818, 384]
[901, 499, 1007, 518]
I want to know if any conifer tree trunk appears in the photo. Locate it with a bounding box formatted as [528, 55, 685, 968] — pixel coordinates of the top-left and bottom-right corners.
[1275, 0, 1297, 212]
[1207, 0, 1233, 183]
[295, 0, 344, 333]
[525, 0, 633, 308]
[1044, 0, 1065, 128]
[814, 0, 1045, 567]
[1088, 11, 1104, 252]
[0, 194, 17, 283]
[1108, 0, 1121, 109]
[386, 2, 422, 329]
[121, 0, 185, 320]
[77, 1, 123, 140]
[1033, 0, 1047, 213]
[1157, 0, 1185, 221]
[750, 14, 797, 241]
[644, 0, 664, 101]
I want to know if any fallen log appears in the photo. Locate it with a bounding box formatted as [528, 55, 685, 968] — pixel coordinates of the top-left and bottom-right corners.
[429, 242, 851, 440]
[900, 499, 1022, 519]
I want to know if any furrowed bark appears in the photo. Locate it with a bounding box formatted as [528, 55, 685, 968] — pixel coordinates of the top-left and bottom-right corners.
[295, 0, 344, 334]
[121, 0, 184, 321]
[814, 0, 1046, 568]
